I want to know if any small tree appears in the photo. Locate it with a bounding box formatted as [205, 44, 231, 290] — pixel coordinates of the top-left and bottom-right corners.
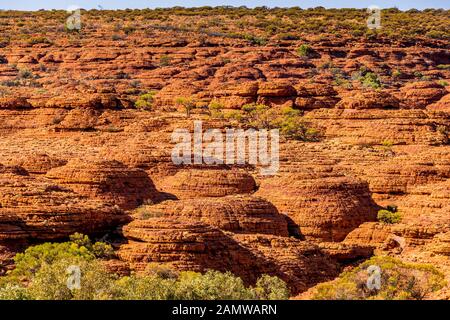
[175, 97, 196, 118]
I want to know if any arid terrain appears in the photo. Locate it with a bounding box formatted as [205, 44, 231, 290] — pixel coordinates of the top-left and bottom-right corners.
[0, 7, 449, 299]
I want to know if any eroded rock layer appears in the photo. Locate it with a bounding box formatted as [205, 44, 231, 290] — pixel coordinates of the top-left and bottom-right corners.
[256, 173, 379, 241]
[46, 159, 163, 209]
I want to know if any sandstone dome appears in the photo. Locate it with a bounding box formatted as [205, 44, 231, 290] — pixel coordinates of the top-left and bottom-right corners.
[160, 168, 257, 199]
[256, 174, 379, 242]
[136, 195, 289, 236]
[46, 159, 162, 209]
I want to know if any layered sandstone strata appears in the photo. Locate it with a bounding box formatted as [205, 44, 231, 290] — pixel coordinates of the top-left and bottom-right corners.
[135, 195, 289, 236]
[160, 168, 257, 199]
[256, 173, 379, 242]
[0, 166, 129, 241]
[118, 217, 339, 294]
[46, 159, 162, 209]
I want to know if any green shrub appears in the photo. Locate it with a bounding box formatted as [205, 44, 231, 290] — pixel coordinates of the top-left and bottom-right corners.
[239, 104, 321, 142]
[0, 236, 289, 300]
[243, 34, 267, 46]
[18, 69, 33, 79]
[311, 256, 446, 300]
[0, 284, 31, 300]
[377, 209, 401, 224]
[26, 259, 116, 300]
[28, 37, 52, 45]
[173, 270, 255, 300]
[360, 72, 382, 89]
[392, 70, 402, 78]
[135, 91, 156, 110]
[296, 44, 312, 57]
[254, 274, 289, 300]
[208, 100, 224, 118]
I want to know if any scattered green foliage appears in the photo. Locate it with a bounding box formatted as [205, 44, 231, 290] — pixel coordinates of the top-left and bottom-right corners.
[296, 44, 312, 57]
[159, 54, 171, 67]
[135, 91, 156, 110]
[175, 97, 196, 117]
[228, 104, 321, 141]
[360, 72, 382, 89]
[377, 209, 401, 224]
[208, 100, 224, 118]
[436, 64, 450, 70]
[28, 37, 52, 45]
[311, 256, 446, 300]
[0, 235, 289, 300]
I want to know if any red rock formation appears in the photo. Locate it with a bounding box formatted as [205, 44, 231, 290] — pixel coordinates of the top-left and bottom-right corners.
[336, 90, 399, 110]
[46, 159, 163, 209]
[136, 195, 289, 236]
[118, 217, 339, 294]
[256, 173, 379, 242]
[160, 168, 257, 199]
[295, 82, 339, 110]
[6, 153, 67, 174]
[0, 168, 129, 241]
[399, 81, 447, 109]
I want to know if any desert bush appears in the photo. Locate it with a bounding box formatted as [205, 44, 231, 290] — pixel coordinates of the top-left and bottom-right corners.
[377, 209, 401, 224]
[392, 70, 402, 79]
[28, 37, 52, 45]
[111, 34, 123, 41]
[254, 274, 289, 300]
[296, 44, 312, 57]
[26, 259, 116, 300]
[238, 104, 321, 141]
[2, 233, 114, 285]
[0, 236, 289, 300]
[243, 34, 267, 46]
[18, 68, 33, 79]
[208, 100, 224, 118]
[312, 256, 446, 300]
[135, 91, 156, 111]
[436, 64, 450, 70]
[360, 72, 382, 89]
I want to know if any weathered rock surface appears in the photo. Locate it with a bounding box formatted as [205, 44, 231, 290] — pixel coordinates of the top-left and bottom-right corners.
[46, 159, 163, 209]
[160, 168, 257, 199]
[118, 217, 339, 294]
[0, 167, 129, 241]
[0, 9, 449, 297]
[256, 173, 379, 241]
[136, 195, 289, 236]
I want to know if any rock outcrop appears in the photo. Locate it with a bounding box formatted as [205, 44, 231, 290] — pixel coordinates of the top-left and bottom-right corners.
[46, 159, 163, 209]
[256, 173, 379, 242]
